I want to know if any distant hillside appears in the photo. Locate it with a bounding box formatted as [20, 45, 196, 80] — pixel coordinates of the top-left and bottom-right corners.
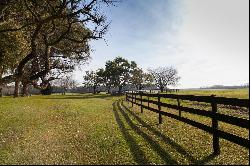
[200, 84, 249, 89]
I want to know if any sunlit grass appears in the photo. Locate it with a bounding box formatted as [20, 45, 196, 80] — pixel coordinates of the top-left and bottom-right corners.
[0, 93, 127, 165]
[178, 88, 249, 99]
[0, 90, 248, 164]
[126, 99, 249, 165]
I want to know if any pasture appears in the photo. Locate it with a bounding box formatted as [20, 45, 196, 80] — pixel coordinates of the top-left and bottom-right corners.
[0, 89, 249, 165]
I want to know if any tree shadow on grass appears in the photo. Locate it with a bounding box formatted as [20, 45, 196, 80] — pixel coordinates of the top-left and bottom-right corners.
[113, 100, 178, 165]
[118, 99, 217, 165]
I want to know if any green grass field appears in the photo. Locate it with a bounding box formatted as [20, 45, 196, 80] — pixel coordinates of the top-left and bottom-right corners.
[179, 88, 249, 99]
[0, 89, 249, 165]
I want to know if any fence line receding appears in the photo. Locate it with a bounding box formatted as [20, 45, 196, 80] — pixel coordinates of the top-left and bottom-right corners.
[125, 92, 249, 155]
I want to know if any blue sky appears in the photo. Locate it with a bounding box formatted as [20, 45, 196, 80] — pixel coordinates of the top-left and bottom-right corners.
[73, 0, 249, 89]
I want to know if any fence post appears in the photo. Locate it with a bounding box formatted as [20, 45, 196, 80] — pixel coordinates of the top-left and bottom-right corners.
[177, 98, 181, 117]
[132, 93, 134, 107]
[140, 93, 143, 113]
[211, 95, 220, 155]
[148, 96, 150, 108]
[158, 95, 162, 124]
[135, 93, 137, 105]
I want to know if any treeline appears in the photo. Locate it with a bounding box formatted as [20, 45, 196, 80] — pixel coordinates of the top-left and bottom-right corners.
[0, 0, 116, 97]
[82, 56, 180, 95]
[200, 84, 249, 90]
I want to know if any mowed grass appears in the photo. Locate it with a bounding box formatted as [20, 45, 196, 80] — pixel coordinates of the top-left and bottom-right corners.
[0, 89, 249, 165]
[0, 93, 127, 165]
[178, 88, 249, 99]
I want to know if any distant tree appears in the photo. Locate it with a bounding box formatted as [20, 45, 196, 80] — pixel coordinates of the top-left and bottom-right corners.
[56, 75, 76, 95]
[130, 68, 143, 90]
[148, 67, 180, 92]
[130, 68, 154, 90]
[83, 70, 102, 94]
[104, 57, 136, 94]
[142, 72, 154, 89]
[243, 83, 249, 88]
[95, 68, 112, 93]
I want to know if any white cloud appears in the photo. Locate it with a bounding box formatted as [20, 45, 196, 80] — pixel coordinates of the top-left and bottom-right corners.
[176, 0, 249, 88]
[73, 0, 249, 88]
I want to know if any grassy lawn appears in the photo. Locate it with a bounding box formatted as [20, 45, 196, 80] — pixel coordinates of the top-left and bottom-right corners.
[178, 88, 249, 99]
[0, 90, 249, 165]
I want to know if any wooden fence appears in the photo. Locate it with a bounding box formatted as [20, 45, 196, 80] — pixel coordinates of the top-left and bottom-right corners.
[125, 92, 249, 155]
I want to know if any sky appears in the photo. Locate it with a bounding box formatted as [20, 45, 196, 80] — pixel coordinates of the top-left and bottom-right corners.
[73, 0, 249, 89]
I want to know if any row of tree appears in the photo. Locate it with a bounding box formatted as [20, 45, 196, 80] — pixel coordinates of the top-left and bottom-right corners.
[83, 57, 180, 94]
[0, 0, 115, 97]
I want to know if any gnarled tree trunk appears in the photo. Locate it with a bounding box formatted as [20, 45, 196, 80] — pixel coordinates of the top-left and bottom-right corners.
[14, 79, 20, 98]
[22, 82, 29, 97]
[0, 86, 2, 97]
[0, 72, 3, 97]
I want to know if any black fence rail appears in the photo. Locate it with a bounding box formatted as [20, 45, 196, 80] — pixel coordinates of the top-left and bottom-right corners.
[125, 92, 249, 155]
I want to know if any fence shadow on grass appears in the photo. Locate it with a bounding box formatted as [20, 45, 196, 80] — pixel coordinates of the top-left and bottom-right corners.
[120, 100, 197, 164]
[113, 100, 178, 165]
[195, 153, 218, 165]
[112, 101, 149, 165]
[116, 99, 217, 165]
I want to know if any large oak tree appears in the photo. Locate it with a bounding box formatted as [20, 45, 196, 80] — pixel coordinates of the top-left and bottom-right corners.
[0, 0, 115, 97]
[104, 57, 137, 94]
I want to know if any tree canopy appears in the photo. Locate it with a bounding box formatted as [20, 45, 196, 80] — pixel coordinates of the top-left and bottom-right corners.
[104, 56, 137, 94]
[130, 68, 154, 90]
[82, 56, 155, 94]
[0, 0, 115, 97]
[148, 67, 180, 92]
[83, 70, 103, 94]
